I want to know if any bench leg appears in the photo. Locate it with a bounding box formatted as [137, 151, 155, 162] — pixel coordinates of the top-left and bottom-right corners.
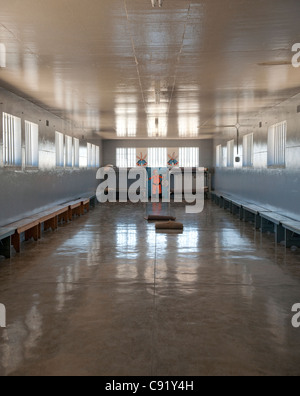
[91, 197, 96, 208]
[25, 229, 31, 241]
[255, 215, 261, 230]
[0, 236, 12, 259]
[33, 226, 39, 241]
[244, 210, 255, 224]
[220, 198, 224, 209]
[276, 224, 285, 244]
[44, 217, 57, 232]
[12, 233, 21, 253]
[76, 207, 82, 217]
[285, 229, 300, 248]
[58, 212, 68, 224]
[261, 218, 275, 233]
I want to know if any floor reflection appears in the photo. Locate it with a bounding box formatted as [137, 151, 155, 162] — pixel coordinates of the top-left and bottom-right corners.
[116, 224, 138, 259]
[1, 202, 300, 376]
[1, 298, 42, 376]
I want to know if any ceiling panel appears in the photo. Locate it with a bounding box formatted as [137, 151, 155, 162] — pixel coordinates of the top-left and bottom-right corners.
[0, 0, 300, 139]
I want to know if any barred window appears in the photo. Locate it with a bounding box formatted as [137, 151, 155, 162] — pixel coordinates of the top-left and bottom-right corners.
[25, 121, 39, 167]
[268, 121, 286, 167]
[74, 138, 80, 168]
[3, 112, 22, 166]
[65, 135, 73, 168]
[243, 134, 254, 167]
[148, 147, 167, 168]
[216, 145, 223, 168]
[116, 148, 136, 168]
[227, 140, 234, 168]
[179, 147, 199, 167]
[55, 131, 64, 167]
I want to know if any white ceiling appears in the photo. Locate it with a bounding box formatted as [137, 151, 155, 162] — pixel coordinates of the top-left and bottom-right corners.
[0, 0, 300, 139]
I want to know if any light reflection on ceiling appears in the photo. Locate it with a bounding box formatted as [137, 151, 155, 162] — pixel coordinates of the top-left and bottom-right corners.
[0, 0, 300, 139]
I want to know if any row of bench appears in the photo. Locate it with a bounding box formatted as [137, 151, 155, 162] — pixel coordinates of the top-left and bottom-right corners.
[211, 191, 300, 249]
[0, 195, 97, 259]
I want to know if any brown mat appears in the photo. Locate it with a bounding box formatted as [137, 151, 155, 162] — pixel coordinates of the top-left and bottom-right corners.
[145, 215, 176, 221]
[155, 221, 184, 230]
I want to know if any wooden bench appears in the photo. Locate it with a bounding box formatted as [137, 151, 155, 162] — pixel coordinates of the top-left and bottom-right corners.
[211, 191, 222, 207]
[67, 199, 85, 221]
[0, 195, 94, 258]
[57, 206, 70, 224]
[260, 213, 288, 244]
[222, 194, 233, 212]
[242, 203, 271, 229]
[9, 218, 41, 253]
[89, 195, 97, 208]
[211, 190, 300, 251]
[230, 198, 249, 220]
[281, 220, 300, 248]
[81, 198, 91, 214]
[30, 206, 70, 237]
[0, 227, 15, 259]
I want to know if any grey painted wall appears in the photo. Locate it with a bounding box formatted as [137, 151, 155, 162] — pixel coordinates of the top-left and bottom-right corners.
[0, 87, 101, 226]
[213, 93, 300, 219]
[103, 139, 213, 168]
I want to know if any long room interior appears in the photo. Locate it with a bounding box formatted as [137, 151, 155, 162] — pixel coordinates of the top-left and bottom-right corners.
[0, 0, 300, 377]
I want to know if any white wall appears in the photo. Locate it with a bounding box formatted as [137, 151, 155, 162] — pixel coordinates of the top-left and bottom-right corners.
[213, 93, 300, 219]
[0, 87, 101, 226]
[102, 139, 213, 168]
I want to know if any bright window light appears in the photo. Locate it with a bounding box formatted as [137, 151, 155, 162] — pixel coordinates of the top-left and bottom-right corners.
[0, 44, 6, 68]
[74, 138, 79, 168]
[179, 147, 199, 167]
[55, 131, 64, 167]
[227, 140, 234, 168]
[3, 112, 22, 166]
[96, 146, 100, 168]
[65, 135, 73, 168]
[216, 145, 223, 168]
[243, 133, 254, 167]
[268, 121, 286, 167]
[148, 148, 167, 168]
[87, 143, 93, 168]
[116, 148, 136, 168]
[25, 121, 39, 167]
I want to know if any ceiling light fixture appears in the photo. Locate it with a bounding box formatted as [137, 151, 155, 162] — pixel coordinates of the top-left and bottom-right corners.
[151, 0, 163, 8]
[155, 90, 161, 104]
[0, 44, 6, 68]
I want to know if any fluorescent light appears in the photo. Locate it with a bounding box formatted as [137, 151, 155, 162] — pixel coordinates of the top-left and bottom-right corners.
[151, 0, 163, 8]
[0, 44, 6, 68]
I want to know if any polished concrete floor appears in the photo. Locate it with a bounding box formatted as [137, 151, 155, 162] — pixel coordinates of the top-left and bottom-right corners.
[1, 202, 300, 376]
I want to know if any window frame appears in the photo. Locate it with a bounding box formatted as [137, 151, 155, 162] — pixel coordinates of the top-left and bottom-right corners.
[73, 138, 80, 168]
[267, 121, 287, 168]
[65, 135, 73, 168]
[179, 147, 200, 168]
[243, 133, 254, 168]
[227, 140, 235, 168]
[55, 131, 64, 168]
[216, 145, 223, 168]
[116, 148, 136, 168]
[25, 120, 39, 168]
[148, 147, 167, 168]
[2, 112, 22, 167]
